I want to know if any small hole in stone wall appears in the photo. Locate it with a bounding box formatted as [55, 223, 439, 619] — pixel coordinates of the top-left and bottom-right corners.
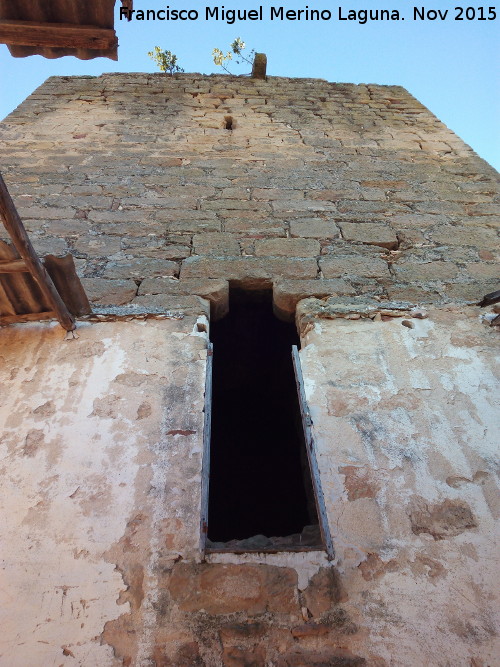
[224, 116, 233, 130]
[205, 288, 323, 552]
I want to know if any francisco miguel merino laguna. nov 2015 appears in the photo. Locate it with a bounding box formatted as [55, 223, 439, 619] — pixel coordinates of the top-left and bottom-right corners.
[120, 5, 498, 23]
[119, 6, 401, 24]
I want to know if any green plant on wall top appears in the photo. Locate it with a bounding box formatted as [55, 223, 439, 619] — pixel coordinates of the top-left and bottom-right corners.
[148, 47, 184, 74]
[213, 38, 255, 74]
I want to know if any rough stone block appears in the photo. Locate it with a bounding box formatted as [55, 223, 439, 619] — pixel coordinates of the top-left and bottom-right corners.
[303, 567, 346, 617]
[408, 496, 477, 539]
[193, 233, 241, 256]
[431, 225, 498, 247]
[465, 263, 498, 279]
[219, 622, 266, 642]
[31, 236, 68, 256]
[320, 254, 389, 279]
[103, 258, 178, 280]
[74, 234, 122, 258]
[277, 648, 366, 667]
[273, 279, 355, 320]
[339, 222, 398, 250]
[81, 278, 137, 305]
[255, 238, 320, 257]
[252, 188, 304, 201]
[129, 294, 210, 317]
[385, 285, 438, 303]
[444, 281, 498, 302]
[393, 261, 459, 282]
[168, 562, 299, 615]
[137, 277, 228, 319]
[180, 256, 318, 284]
[17, 206, 75, 220]
[290, 219, 339, 239]
[222, 646, 267, 667]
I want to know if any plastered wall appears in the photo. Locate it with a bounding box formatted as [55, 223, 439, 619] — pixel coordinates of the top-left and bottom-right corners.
[1, 304, 498, 666]
[298, 303, 499, 666]
[0, 313, 209, 666]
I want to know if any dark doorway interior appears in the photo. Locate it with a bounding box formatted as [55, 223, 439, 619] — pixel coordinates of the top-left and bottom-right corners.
[207, 288, 321, 550]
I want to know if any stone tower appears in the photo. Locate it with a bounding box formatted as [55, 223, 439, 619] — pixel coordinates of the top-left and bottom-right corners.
[0, 73, 498, 665]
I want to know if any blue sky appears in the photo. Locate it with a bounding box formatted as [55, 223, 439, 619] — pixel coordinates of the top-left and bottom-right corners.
[0, 0, 498, 170]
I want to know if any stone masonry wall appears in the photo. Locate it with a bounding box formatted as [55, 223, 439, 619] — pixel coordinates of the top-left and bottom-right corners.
[0, 72, 498, 318]
[0, 74, 499, 666]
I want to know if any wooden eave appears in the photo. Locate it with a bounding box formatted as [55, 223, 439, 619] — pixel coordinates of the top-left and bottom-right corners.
[0, 173, 91, 331]
[0, 0, 133, 60]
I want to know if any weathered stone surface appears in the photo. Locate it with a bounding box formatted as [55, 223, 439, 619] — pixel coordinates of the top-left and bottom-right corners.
[431, 225, 498, 247]
[81, 278, 137, 305]
[103, 258, 178, 280]
[193, 232, 241, 256]
[320, 254, 389, 279]
[303, 567, 346, 617]
[277, 649, 366, 666]
[74, 234, 122, 258]
[137, 278, 229, 319]
[339, 222, 399, 250]
[255, 238, 320, 257]
[408, 497, 478, 539]
[392, 260, 459, 282]
[273, 278, 355, 320]
[180, 256, 318, 283]
[290, 219, 339, 239]
[444, 281, 498, 301]
[340, 465, 380, 501]
[219, 621, 267, 642]
[30, 236, 68, 256]
[222, 645, 267, 667]
[290, 622, 329, 638]
[3, 74, 499, 312]
[465, 262, 498, 279]
[358, 553, 399, 581]
[169, 562, 299, 614]
[129, 294, 211, 317]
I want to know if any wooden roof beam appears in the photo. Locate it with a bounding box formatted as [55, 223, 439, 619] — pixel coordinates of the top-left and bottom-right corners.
[0, 173, 76, 331]
[0, 258, 28, 273]
[0, 19, 117, 51]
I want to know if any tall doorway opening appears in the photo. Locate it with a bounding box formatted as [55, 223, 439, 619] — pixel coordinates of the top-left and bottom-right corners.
[205, 288, 324, 552]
